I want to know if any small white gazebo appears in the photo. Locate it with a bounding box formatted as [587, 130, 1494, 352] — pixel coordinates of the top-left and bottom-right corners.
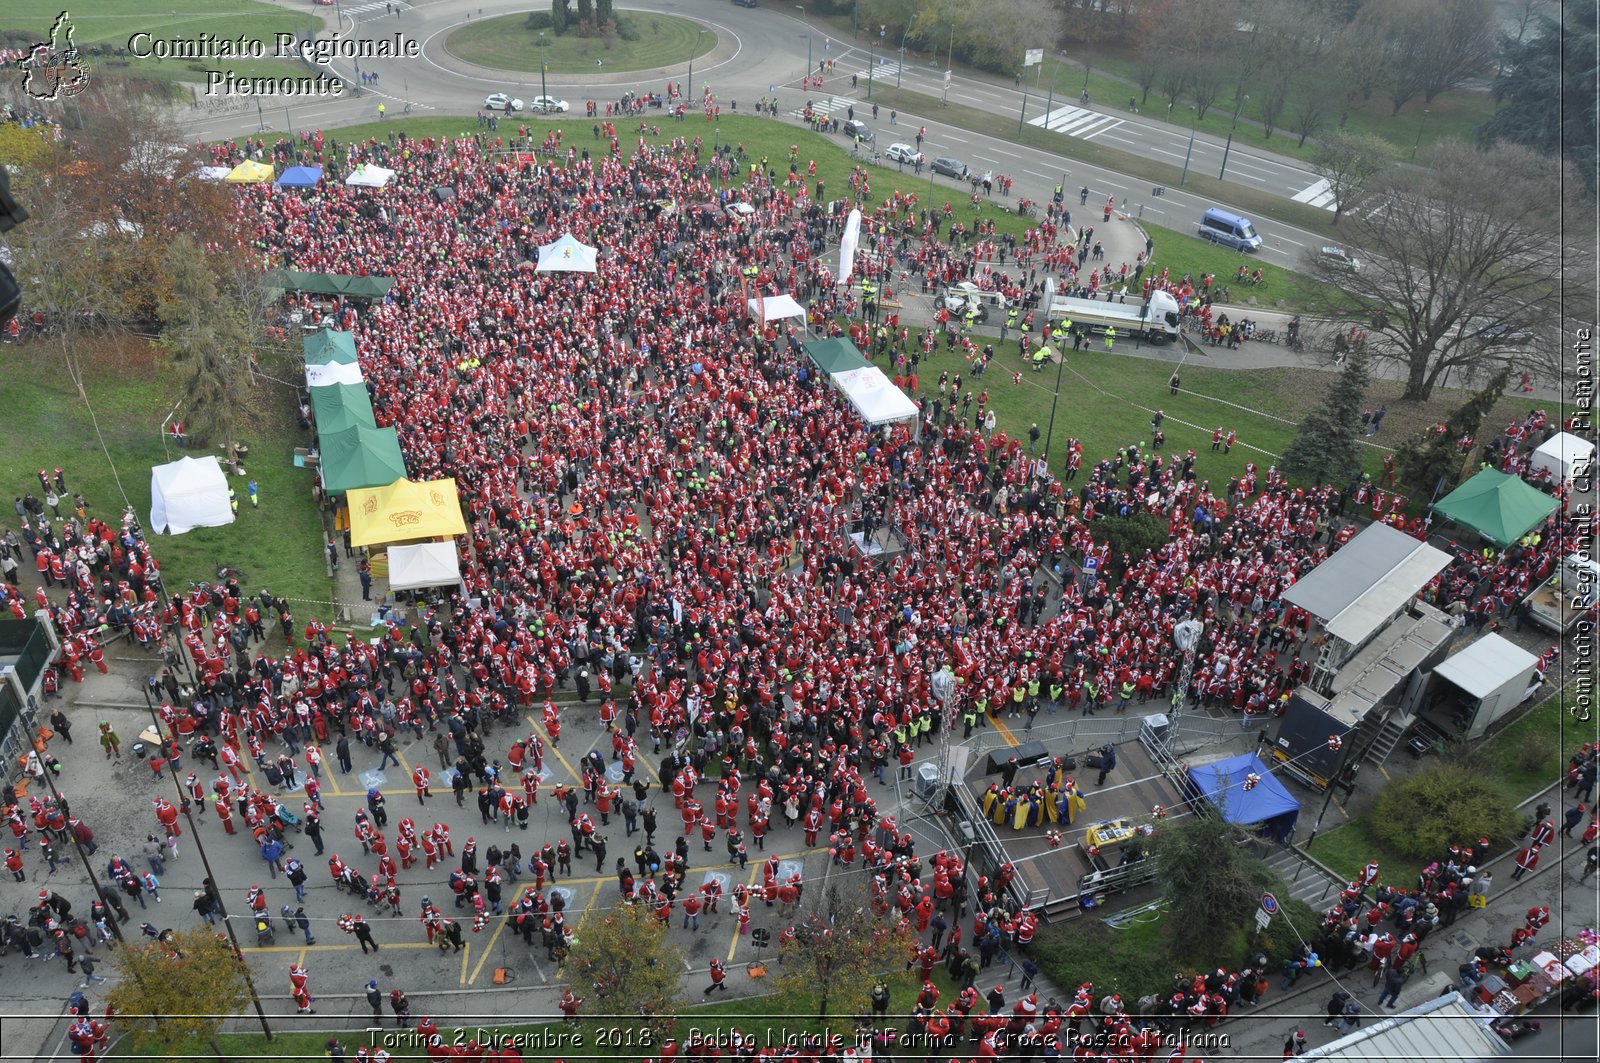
[535, 233, 598, 273]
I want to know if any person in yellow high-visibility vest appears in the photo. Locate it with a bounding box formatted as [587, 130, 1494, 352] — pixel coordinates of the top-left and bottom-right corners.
[1104, 326, 1117, 351]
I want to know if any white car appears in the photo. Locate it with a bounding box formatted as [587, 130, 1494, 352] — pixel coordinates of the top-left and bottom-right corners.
[485, 93, 524, 112]
[1318, 245, 1361, 272]
[884, 143, 923, 166]
[531, 96, 570, 113]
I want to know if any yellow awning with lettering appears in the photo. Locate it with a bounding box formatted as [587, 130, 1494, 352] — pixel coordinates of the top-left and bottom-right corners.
[346, 478, 467, 548]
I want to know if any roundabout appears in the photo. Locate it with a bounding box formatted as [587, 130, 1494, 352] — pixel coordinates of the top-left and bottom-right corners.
[444, 9, 716, 75]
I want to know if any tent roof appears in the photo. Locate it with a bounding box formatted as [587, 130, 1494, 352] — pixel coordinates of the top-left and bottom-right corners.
[387, 542, 462, 591]
[1433, 467, 1559, 546]
[309, 382, 376, 434]
[1301, 991, 1507, 1060]
[748, 294, 806, 321]
[1533, 431, 1595, 465]
[803, 337, 871, 375]
[306, 361, 364, 388]
[536, 233, 598, 273]
[1433, 633, 1540, 699]
[223, 160, 274, 184]
[346, 478, 467, 548]
[345, 164, 395, 188]
[318, 425, 408, 494]
[277, 165, 324, 187]
[264, 270, 394, 298]
[832, 366, 920, 425]
[196, 165, 232, 182]
[1282, 523, 1452, 644]
[149, 455, 235, 535]
[302, 330, 358, 366]
[1186, 753, 1300, 825]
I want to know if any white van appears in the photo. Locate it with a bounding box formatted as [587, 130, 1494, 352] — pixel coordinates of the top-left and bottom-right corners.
[1198, 208, 1262, 252]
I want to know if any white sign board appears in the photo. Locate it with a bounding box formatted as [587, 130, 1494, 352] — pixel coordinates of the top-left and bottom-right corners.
[1024, 49, 1044, 66]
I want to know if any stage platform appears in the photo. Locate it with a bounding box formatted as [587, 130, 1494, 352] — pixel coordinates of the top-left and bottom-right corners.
[955, 729, 1185, 918]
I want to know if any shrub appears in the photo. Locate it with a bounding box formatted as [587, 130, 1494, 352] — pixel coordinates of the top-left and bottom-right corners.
[1256, 897, 1324, 968]
[616, 16, 641, 42]
[1032, 917, 1174, 1001]
[1369, 761, 1521, 860]
[1090, 512, 1170, 572]
[525, 11, 554, 31]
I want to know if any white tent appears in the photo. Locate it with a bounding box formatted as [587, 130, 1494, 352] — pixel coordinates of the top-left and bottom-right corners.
[1530, 431, 1594, 484]
[536, 233, 598, 273]
[149, 456, 235, 535]
[831, 366, 920, 425]
[746, 294, 807, 322]
[196, 166, 232, 182]
[387, 542, 462, 591]
[306, 362, 365, 388]
[345, 164, 395, 188]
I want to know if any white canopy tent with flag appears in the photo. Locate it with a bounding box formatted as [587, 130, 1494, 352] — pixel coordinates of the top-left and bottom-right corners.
[345, 164, 396, 188]
[838, 208, 862, 286]
[386, 542, 462, 591]
[536, 233, 599, 273]
[746, 294, 807, 322]
[831, 366, 920, 426]
[149, 456, 235, 535]
[305, 361, 365, 388]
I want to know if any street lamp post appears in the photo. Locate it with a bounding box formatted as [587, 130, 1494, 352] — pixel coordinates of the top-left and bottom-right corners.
[897, 17, 916, 89]
[1179, 106, 1197, 187]
[942, 27, 954, 107]
[1411, 108, 1430, 161]
[1042, 338, 1068, 465]
[803, 34, 812, 86]
[1217, 94, 1249, 180]
[538, 32, 548, 106]
[688, 29, 706, 99]
[868, 25, 883, 99]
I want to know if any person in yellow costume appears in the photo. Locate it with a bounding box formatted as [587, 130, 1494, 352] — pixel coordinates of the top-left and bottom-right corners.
[980, 784, 1001, 821]
[1059, 784, 1087, 825]
[1013, 791, 1032, 831]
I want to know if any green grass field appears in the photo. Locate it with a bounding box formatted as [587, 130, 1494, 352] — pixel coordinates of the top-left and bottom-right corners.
[2, 0, 323, 88]
[446, 10, 714, 75]
[0, 340, 334, 617]
[1139, 223, 1340, 313]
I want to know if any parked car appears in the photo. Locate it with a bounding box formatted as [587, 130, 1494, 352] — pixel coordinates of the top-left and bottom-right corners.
[930, 156, 967, 179]
[841, 119, 874, 145]
[1318, 245, 1361, 272]
[531, 96, 570, 114]
[732, 0, 758, 6]
[884, 143, 923, 166]
[484, 93, 524, 112]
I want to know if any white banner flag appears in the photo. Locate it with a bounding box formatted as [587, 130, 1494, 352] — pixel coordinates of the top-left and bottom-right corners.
[839, 208, 863, 287]
[1024, 48, 1044, 66]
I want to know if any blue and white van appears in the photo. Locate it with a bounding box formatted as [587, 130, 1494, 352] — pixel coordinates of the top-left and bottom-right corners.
[1198, 208, 1262, 252]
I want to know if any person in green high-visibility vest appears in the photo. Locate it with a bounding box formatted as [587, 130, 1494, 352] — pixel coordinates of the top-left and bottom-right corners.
[1104, 325, 1117, 351]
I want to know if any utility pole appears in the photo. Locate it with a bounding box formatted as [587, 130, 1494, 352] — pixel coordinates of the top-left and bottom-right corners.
[1217, 94, 1249, 180]
[1179, 106, 1197, 187]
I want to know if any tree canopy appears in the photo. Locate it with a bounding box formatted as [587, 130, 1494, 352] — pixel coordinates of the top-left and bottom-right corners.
[1281, 347, 1370, 486]
[106, 926, 252, 1061]
[566, 902, 683, 1044]
[777, 884, 909, 1022]
[1154, 814, 1276, 960]
[1482, 4, 1599, 192]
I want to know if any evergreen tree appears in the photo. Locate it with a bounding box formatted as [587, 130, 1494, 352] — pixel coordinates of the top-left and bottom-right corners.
[551, 0, 570, 34]
[1281, 347, 1370, 485]
[158, 234, 255, 447]
[577, 0, 594, 27]
[1395, 366, 1511, 495]
[1481, 5, 1598, 192]
[596, 0, 614, 24]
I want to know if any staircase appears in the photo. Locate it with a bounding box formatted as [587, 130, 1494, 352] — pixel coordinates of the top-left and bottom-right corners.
[1260, 843, 1346, 910]
[1363, 713, 1411, 766]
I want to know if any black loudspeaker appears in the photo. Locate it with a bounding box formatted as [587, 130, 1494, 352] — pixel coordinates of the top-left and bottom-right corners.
[433, 186, 455, 203]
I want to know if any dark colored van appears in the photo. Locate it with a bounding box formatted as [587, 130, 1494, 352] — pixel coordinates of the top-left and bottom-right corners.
[1198, 208, 1262, 252]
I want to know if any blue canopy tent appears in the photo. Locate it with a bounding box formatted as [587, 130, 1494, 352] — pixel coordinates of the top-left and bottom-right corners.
[1184, 753, 1301, 843]
[277, 165, 324, 188]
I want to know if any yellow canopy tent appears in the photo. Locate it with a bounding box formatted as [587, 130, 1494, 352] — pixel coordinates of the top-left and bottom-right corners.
[224, 160, 275, 184]
[346, 478, 466, 548]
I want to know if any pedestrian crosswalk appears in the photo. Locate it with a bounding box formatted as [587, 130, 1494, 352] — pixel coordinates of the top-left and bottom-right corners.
[1291, 177, 1338, 211]
[342, 0, 411, 18]
[787, 96, 854, 120]
[1027, 105, 1124, 141]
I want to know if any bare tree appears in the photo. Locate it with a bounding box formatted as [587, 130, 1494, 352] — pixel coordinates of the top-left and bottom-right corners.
[1301, 141, 1581, 401]
[1416, 0, 1496, 102]
[1310, 130, 1396, 224]
[1287, 76, 1332, 146]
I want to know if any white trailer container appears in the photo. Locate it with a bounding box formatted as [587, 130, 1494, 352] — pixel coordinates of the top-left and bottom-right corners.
[1427, 633, 1543, 740]
[1045, 290, 1182, 344]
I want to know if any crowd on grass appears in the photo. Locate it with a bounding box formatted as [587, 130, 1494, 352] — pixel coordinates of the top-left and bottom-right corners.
[0, 123, 1587, 1061]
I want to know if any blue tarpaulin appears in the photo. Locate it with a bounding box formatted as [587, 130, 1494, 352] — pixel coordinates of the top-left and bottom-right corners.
[277, 165, 324, 187]
[1184, 753, 1301, 842]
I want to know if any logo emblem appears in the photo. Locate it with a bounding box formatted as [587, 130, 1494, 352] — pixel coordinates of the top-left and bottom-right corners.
[17, 12, 90, 102]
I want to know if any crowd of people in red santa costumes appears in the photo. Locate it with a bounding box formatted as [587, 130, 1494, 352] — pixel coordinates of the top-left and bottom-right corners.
[1, 115, 1585, 1061]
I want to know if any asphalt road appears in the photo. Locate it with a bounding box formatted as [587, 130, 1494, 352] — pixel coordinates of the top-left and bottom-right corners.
[178, 0, 1334, 274]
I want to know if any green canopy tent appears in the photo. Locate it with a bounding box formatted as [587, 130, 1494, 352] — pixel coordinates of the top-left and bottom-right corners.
[802, 337, 871, 376]
[1432, 468, 1559, 547]
[309, 383, 377, 434]
[302, 330, 358, 365]
[266, 270, 395, 299]
[318, 424, 408, 495]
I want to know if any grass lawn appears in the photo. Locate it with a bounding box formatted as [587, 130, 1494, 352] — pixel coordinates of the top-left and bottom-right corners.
[1139, 223, 1341, 313]
[1305, 691, 1589, 881]
[1, 0, 323, 88]
[446, 10, 713, 75]
[0, 339, 334, 619]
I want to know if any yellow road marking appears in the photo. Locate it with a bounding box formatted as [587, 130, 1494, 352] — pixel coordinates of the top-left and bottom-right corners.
[990, 713, 1021, 748]
[241, 941, 437, 953]
[526, 714, 584, 785]
[467, 914, 510, 985]
[726, 860, 761, 962]
[460, 942, 471, 985]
